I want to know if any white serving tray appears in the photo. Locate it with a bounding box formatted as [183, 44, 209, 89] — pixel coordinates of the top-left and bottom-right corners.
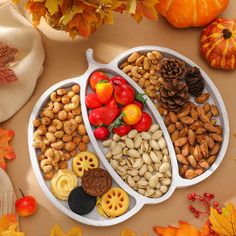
[28, 46, 229, 226]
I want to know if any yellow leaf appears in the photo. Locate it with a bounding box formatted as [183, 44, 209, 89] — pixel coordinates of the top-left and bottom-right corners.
[50, 224, 64, 236]
[45, 0, 61, 15]
[127, 0, 137, 14]
[60, 5, 84, 25]
[49, 224, 82, 236]
[66, 226, 82, 236]
[120, 228, 137, 236]
[209, 203, 236, 236]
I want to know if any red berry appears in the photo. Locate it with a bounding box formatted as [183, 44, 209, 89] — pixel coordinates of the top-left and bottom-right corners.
[204, 193, 210, 198]
[210, 193, 215, 199]
[188, 205, 196, 213]
[187, 194, 193, 200]
[213, 201, 219, 207]
[93, 127, 110, 140]
[199, 196, 204, 201]
[194, 212, 199, 218]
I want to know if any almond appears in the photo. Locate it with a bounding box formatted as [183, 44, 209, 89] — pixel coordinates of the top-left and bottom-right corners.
[185, 169, 198, 179]
[177, 107, 190, 118]
[203, 103, 211, 113]
[169, 111, 177, 123]
[211, 104, 219, 116]
[200, 141, 209, 157]
[171, 130, 179, 142]
[211, 143, 221, 155]
[177, 154, 189, 165]
[180, 116, 194, 125]
[195, 127, 206, 134]
[199, 160, 209, 169]
[206, 155, 217, 165]
[174, 137, 188, 147]
[197, 106, 210, 123]
[187, 155, 197, 168]
[204, 123, 218, 133]
[190, 108, 198, 120]
[176, 121, 184, 130]
[193, 145, 203, 162]
[215, 125, 223, 134]
[195, 93, 210, 104]
[179, 127, 188, 138]
[167, 124, 176, 134]
[196, 134, 205, 144]
[179, 164, 189, 176]
[188, 102, 197, 109]
[204, 136, 215, 149]
[181, 143, 190, 157]
[164, 115, 172, 126]
[175, 146, 181, 154]
[195, 168, 204, 176]
[188, 129, 196, 146]
[190, 121, 203, 131]
[209, 133, 223, 143]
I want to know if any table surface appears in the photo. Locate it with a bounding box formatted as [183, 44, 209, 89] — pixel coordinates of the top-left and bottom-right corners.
[2, 2, 236, 235]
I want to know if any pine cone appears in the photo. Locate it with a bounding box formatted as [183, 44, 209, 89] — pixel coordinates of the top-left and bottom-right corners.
[159, 58, 186, 82]
[185, 67, 204, 97]
[159, 79, 189, 112]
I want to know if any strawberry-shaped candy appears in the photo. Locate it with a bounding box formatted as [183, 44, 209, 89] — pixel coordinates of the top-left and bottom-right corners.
[96, 80, 113, 104]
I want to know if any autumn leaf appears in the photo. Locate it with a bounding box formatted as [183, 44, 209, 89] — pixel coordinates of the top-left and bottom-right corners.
[26, 1, 47, 26]
[49, 224, 82, 236]
[45, 0, 62, 15]
[154, 221, 200, 236]
[200, 222, 219, 236]
[0, 127, 15, 170]
[120, 228, 137, 236]
[0, 214, 24, 235]
[132, 0, 159, 23]
[209, 203, 236, 236]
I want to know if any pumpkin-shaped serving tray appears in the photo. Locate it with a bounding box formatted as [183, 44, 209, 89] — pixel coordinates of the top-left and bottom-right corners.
[28, 46, 229, 226]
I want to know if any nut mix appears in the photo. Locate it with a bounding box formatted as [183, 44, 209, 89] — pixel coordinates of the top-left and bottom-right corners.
[32, 85, 89, 180]
[120, 50, 223, 179]
[102, 125, 172, 198]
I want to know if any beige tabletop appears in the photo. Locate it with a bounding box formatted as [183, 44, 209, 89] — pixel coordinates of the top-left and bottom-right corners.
[2, 2, 236, 235]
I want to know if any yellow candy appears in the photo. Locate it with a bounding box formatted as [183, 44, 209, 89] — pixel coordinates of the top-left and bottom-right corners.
[50, 169, 77, 200]
[72, 151, 99, 177]
[101, 187, 129, 217]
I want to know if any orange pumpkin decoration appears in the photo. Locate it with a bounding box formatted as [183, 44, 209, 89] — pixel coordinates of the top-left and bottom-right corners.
[200, 18, 236, 70]
[156, 0, 229, 28]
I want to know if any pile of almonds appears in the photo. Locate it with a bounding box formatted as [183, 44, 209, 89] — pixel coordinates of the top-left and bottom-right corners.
[159, 94, 222, 179]
[102, 125, 172, 198]
[32, 85, 89, 180]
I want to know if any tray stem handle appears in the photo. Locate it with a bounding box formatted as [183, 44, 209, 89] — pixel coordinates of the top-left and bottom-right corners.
[86, 48, 106, 69]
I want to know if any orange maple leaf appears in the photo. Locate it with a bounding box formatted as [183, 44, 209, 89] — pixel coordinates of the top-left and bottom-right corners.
[67, 4, 98, 38]
[133, 0, 159, 23]
[0, 127, 15, 170]
[154, 221, 201, 236]
[26, 1, 47, 26]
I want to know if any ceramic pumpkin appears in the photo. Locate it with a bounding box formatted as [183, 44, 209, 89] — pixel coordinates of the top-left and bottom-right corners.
[200, 18, 236, 70]
[156, 0, 229, 28]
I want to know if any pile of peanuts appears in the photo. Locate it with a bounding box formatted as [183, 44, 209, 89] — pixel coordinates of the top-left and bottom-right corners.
[159, 94, 223, 179]
[32, 85, 89, 180]
[120, 51, 223, 179]
[102, 125, 172, 198]
[119, 51, 162, 99]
